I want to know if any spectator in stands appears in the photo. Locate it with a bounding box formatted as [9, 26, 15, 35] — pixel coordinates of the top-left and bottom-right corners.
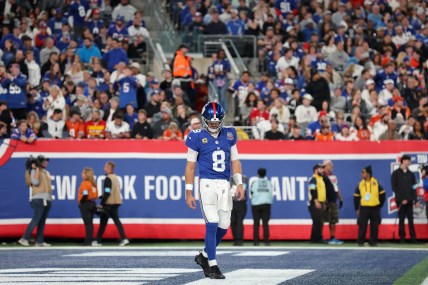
[403, 76, 424, 111]
[102, 38, 129, 72]
[103, 96, 121, 125]
[108, 16, 129, 41]
[0, 121, 8, 139]
[131, 109, 153, 139]
[264, 118, 284, 140]
[295, 94, 317, 127]
[41, 51, 59, 76]
[379, 120, 401, 140]
[249, 100, 269, 126]
[399, 116, 415, 140]
[2, 62, 28, 120]
[43, 85, 66, 120]
[204, 7, 227, 35]
[315, 124, 335, 141]
[209, 49, 231, 112]
[227, 9, 245, 35]
[307, 111, 330, 136]
[115, 67, 138, 110]
[112, 0, 137, 22]
[183, 117, 201, 139]
[87, 9, 104, 36]
[105, 112, 130, 139]
[335, 125, 358, 141]
[85, 109, 106, 139]
[152, 107, 176, 139]
[27, 111, 43, 136]
[41, 108, 67, 139]
[128, 14, 150, 40]
[25, 51, 41, 87]
[66, 111, 85, 139]
[77, 37, 102, 65]
[171, 44, 194, 105]
[145, 90, 161, 118]
[408, 120, 427, 140]
[40, 37, 59, 66]
[163, 121, 183, 141]
[11, 119, 37, 144]
[306, 69, 330, 111]
[270, 98, 290, 127]
[276, 49, 300, 79]
[373, 113, 390, 140]
[124, 104, 137, 129]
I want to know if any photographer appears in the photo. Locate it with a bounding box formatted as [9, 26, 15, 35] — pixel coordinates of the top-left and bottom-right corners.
[18, 155, 52, 247]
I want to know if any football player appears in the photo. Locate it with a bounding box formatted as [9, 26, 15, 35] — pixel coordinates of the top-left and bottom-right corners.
[185, 102, 245, 279]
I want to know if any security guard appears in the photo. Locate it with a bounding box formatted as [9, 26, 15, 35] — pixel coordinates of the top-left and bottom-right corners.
[308, 164, 326, 243]
[250, 168, 273, 246]
[93, 161, 129, 246]
[354, 166, 385, 246]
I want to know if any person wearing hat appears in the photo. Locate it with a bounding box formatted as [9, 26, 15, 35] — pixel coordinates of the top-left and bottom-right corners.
[322, 160, 344, 244]
[378, 79, 394, 105]
[108, 15, 129, 42]
[87, 8, 104, 35]
[227, 8, 245, 36]
[152, 107, 178, 139]
[184, 116, 202, 140]
[294, 93, 318, 127]
[19, 155, 52, 247]
[391, 155, 419, 243]
[286, 124, 305, 140]
[391, 95, 410, 122]
[354, 166, 385, 246]
[205, 7, 228, 35]
[308, 164, 327, 243]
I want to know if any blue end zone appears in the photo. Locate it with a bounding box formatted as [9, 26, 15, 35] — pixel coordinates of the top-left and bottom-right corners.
[0, 247, 426, 284]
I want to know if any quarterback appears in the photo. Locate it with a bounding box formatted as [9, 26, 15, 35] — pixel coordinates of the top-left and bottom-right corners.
[185, 102, 245, 279]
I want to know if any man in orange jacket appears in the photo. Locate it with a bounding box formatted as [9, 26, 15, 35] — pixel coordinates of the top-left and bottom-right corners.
[172, 44, 195, 107]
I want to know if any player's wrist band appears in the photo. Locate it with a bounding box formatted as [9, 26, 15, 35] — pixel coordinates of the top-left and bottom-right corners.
[185, 184, 194, 191]
[233, 174, 243, 185]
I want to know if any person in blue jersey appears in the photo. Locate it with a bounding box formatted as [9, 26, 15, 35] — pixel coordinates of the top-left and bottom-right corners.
[274, 0, 297, 21]
[209, 49, 231, 112]
[69, 0, 90, 39]
[102, 38, 129, 72]
[2, 63, 28, 120]
[87, 9, 104, 36]
[114, 67, 138, 110]
[227, 9, 245, 36]
[108, 16, 129, 41]
[185, 102, 245, 279]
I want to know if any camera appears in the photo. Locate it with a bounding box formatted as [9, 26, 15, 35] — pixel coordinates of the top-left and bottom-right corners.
[25, 155, 44, 171]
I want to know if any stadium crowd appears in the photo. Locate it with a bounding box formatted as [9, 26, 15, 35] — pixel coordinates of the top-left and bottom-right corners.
[0, 0, 427, 142]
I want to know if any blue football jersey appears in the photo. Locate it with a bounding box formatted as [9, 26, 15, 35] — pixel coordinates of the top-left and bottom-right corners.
[186, 127, 237, 180]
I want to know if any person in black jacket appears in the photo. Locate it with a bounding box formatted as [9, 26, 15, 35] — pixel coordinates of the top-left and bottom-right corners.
[391, 155, 418, 243]
[306, 69, 330, 111]
[131, 109, 153, 139]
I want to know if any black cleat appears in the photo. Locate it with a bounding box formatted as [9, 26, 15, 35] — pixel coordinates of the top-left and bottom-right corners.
[207, 265, 225, 279]
[194, 252, 209, 277]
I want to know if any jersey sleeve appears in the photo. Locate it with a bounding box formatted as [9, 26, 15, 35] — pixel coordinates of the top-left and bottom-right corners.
[185, 130, 200, 152]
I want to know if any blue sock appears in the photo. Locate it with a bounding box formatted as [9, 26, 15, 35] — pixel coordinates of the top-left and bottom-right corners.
[215, 227, 227, 247]
[204, 223, 218, 261]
